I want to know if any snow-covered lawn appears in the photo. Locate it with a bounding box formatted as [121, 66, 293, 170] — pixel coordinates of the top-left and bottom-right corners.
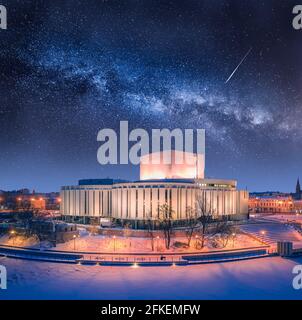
[53, 232, 261, 253]
[0, 230, 262, 253]
[0, 256, 301, 299]
[0, 234, 39, 247]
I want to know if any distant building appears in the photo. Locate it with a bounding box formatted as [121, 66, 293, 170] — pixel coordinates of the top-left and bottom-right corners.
[29, 220, 79, 244]
[15, 194, 46, 210]
[295, 178, 302, 200]
[0, 190, 60, 211]
[294, 200, 302, 214]
[30, 197, 46, 210]
[249, 196, 294, 214]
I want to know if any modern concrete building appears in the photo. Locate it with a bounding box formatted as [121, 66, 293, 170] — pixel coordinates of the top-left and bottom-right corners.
[60, 151, 249, 228]
[140, 150, 205, 180]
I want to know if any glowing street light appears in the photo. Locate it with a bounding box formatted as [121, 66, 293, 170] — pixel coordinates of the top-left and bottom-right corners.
[232, 233, 236, 248]
[195, 235, 199, 249]
[113, 235, 116, 252]
[261, 230, 266, 236]
[73, 234, 77, 251]
[156, 236, 160, 251]
[10, 230, 16, 246]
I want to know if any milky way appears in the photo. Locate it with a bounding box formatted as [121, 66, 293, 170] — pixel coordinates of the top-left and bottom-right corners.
[0, 0, 301, 191]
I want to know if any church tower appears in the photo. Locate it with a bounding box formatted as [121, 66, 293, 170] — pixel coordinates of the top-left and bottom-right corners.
[296, 178, 301, 200]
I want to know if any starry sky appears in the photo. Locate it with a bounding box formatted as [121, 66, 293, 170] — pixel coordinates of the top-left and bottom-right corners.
[0, 0, 301, 192]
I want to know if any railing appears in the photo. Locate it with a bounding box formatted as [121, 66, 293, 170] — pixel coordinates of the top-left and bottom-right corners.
[0, 245, 83, 261]
[182, 248, 268, 261]
[0, 243, 275, 265]
[81, 255, 183, 263]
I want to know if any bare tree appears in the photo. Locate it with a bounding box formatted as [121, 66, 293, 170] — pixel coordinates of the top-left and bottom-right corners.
[195, 193, 216, 249]
[158, 204, 175, 250]
[90, 218, 99, 236]
[123, 222, 132, 248]
[184, 206, 199, 247]
[211, 220, 238, 248]
[146, 216, 155, 251]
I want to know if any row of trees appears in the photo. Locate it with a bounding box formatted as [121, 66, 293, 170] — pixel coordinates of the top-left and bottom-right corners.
[146, 196, 237, 251]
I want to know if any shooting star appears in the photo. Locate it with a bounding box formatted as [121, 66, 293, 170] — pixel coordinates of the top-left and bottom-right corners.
[225, 47, 252, 84]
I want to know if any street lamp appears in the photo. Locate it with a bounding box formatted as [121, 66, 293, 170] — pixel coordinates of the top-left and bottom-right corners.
[195, 235, 199, 249]
[113, 235, 116, 252]
[232, 233, 236, 248]
[10, 230, 16, 246]
[261, 230, 266, 235]
[73, 234, 77, 251]
[16, 197, 22, 209]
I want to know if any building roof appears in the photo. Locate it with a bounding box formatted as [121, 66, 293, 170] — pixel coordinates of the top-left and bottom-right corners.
[250, 196, 292, 200]
[78, 179, 128, 186]
[133, 178, 196, 184]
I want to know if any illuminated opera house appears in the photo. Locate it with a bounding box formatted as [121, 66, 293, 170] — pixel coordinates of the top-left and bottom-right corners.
[60, 151, 249, 228]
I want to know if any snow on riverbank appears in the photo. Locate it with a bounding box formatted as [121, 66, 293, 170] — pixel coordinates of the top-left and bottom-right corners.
[0, 256, 301, 299]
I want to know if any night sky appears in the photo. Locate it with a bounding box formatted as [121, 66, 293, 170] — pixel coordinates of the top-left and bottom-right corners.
[0, 0, 301, 192]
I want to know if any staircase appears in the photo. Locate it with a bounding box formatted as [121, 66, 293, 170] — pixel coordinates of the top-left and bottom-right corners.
[240, 222, 302, 245]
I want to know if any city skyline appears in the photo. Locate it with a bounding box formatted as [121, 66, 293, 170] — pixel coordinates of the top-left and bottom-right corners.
[0, 0, 301, 192]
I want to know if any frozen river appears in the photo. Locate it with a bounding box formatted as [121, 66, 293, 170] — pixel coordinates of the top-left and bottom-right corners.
[0, 256, 302, 300]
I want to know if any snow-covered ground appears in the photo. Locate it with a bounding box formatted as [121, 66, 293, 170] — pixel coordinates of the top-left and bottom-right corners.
[0, 234, 39, 247]
[52, 232, 261, 253]
[262, 214, 302, 224]
[0, 256, 301, 299]
[0, 231, 262, 253]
